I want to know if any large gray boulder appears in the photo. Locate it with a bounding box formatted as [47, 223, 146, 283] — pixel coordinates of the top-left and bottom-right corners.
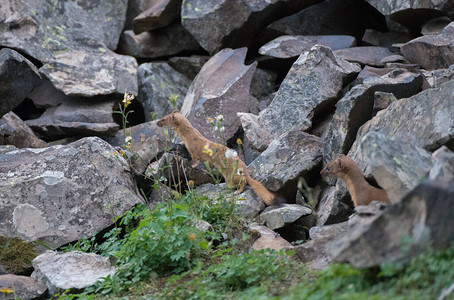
[180, 48, 258, 144]
[181, 0, 321, 54]
[248, 129, 323, 192]
[0, 0, 137, 97]
[356, 79, 454, 151]
[137, 62, 191, 121]
[0, 137, 143, 252]
[0, 48, 41, 118]
[323, 69, 423, 164]
[328, 180, 454, 268]
[257, 45, 360, 143]
[32, 251, 116, 295]
[401, 21, 454, 70]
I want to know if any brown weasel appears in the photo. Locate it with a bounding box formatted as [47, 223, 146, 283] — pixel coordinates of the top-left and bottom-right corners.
[320, 154, 391, 206]
[157, 110, 280, 206]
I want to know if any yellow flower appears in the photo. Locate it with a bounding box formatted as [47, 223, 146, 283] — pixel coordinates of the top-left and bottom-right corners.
[203, 143, 213, 156]
[122, 92, 135, 108]
[119, 149, 125, 156]
[207, 117, 214, 124]
[188, 233, 197, 241]
[187, 180, 195, 188]
[0, 288, 13, 294]
[140, 135, 145, 143]
[113, 151, 118, 157]
[236, 138, 243, 145]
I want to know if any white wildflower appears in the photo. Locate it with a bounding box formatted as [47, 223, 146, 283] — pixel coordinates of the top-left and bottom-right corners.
[216, 114, 224, 122]
[225, 148, 238, 159]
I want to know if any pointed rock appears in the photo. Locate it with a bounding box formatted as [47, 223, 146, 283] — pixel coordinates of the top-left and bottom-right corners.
[180, 48, 258, 143]
[133, 0, 182, 34]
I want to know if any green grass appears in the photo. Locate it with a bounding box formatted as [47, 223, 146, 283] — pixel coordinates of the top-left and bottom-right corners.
[56, 190, 454, 300]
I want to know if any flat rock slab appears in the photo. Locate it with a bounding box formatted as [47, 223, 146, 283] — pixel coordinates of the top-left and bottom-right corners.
[259, 35, 356, 58]
[133, 0, 181, 34]
[32, 250, 116, 295]
[258, 45, 360, 141]
[0, 0, 137, 97]
[180, 47, 258, 143]
[0, 48, 41, 118]
[259, 204, 313, 230]
[328, 180, 454, 268]
[0, 137, 143, 251]
[334, 46, 395, 67]
[401, 21, 454, 70]
[249, 223, 293, 252]
[118, 24, 200, 59]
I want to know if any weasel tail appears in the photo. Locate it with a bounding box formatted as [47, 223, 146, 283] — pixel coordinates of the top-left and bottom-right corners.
[157, 110, 281, 206]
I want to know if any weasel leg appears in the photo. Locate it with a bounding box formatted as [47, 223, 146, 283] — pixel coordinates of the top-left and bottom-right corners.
[233, 177, 246, 195]
[191, 160, 200, 168]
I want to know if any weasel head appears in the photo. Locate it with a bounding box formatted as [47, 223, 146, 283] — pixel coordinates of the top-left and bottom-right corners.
[320, 154, 347, 178]
[157, 110, 181, 128]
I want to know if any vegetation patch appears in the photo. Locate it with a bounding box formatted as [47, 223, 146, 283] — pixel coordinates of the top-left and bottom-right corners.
[0, 236, 38, 274]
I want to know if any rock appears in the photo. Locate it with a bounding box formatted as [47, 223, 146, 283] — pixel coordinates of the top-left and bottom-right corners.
[401, 22, 454, 70]
[356, 66, 394, 84]
[250, 69, 277, 102]
[309, 221, 349, 240]
[323, 69, 423, 165]
[328, 180, 454, 268]
[334, 46, 396, 67]
[193, 183, 266, 218]
[294, 238, 331, 269]
[421, 16, 452, 35]
[28, 80, 69, 109]
[267, 0, 387, 40]
[133, 0, 182, 34]
[259, 35, 356, 59]
[316, 185, 352, 226]
[428, 146, 454, 183]
[181, 0, 320, 54]
[237, 112, 271, 152]
[168, 55, 210, 80]
[356, 131, 434, 203]
[372, 91, 397, 115]
[180, 48, 258, 144]
[422, 64, 454, 89]
[25, 98, 119, 141]
[0, 0, 137, 97]
[364, 0, 453, 30]
[125, 0, 154, 30]
[249, 223, 293, 252]
[259, 204, 314, 230]
[0, 48, 41, 118]
[257, 45, 360, 142]
[32, 250, 116, 295]
[361, 29, 411, 48]
[356, 79, 454, 151]
[248, 130, 323, 192]
[0, 274, 47, 300]
[118, 24, 201, 59]
[137, 62, 191, 121]
[0, 137, 143, 252]
[0, 112, 47, 148]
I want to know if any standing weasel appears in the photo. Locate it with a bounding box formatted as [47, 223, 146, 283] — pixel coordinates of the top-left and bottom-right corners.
[320, 154, 391, 206]
[157, 110, 281, 206]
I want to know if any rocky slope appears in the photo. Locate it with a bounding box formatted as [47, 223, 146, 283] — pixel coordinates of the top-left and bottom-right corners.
[0, 0, 453, 297]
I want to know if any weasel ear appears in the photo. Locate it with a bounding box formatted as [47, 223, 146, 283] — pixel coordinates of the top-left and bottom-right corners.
[172, 110, 180, 114]
[339, 154, 346, 158]
[337, 158, 344, 170]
